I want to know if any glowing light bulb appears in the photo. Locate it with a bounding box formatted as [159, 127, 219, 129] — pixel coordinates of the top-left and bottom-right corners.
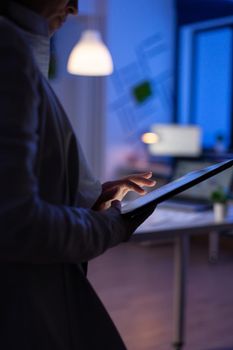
[67, 30, 114, 76]
[141, 132, 159, 144]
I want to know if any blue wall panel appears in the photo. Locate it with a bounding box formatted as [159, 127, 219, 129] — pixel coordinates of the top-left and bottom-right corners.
[193, 28, 232, 149]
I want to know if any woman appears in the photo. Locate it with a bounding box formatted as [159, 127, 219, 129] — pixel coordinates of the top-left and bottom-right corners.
[0, 1, 156, 348]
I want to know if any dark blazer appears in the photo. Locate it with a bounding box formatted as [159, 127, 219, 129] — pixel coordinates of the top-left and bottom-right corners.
[0, 17, 127, 349]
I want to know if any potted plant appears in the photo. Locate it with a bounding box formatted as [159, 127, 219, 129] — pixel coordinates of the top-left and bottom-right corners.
[211, 186, 229, 222]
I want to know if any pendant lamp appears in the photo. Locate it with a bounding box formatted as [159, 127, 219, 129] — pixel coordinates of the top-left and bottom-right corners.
[67, 29, 114, 76]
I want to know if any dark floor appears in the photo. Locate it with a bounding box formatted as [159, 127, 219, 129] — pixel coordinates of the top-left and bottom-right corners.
[88, 235, 233, 350]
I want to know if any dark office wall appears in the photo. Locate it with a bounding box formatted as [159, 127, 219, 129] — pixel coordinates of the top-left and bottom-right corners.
[176, 0, 233, 25]
[105, 0, 175, 177]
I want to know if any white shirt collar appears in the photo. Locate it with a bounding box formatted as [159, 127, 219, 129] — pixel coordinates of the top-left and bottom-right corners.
[5, 1, 50, 78]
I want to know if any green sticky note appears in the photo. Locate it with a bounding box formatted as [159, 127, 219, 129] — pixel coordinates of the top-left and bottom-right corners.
[132, 81, 153, 104]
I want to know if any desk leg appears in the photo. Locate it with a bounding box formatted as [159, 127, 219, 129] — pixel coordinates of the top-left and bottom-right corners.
[209, 231, 219, 263]
[172, 235, 189, 350]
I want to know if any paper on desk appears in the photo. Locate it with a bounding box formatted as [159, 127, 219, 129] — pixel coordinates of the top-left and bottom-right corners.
[136, 207, 214, 233]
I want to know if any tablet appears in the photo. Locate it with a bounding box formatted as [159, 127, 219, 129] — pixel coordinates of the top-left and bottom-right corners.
[121, 159, 233, 217]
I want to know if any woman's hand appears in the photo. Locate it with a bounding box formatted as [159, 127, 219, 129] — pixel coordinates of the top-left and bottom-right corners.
[92, 172, 156, 211]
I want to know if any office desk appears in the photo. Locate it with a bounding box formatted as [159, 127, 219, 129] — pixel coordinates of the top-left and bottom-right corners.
[132, 206, 233, 350]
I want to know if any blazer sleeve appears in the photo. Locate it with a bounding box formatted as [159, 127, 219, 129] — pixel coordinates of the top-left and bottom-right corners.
[0, 22, 128, 264]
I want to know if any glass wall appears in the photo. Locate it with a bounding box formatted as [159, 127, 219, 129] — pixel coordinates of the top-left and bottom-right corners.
[191, 28, 232, 150]
[177, 17, 233, 152]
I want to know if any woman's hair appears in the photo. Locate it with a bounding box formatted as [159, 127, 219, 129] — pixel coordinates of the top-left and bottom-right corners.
[0, 4, 7, 15]
[0, 1, 26, 11]
[0, 1, 28, 16]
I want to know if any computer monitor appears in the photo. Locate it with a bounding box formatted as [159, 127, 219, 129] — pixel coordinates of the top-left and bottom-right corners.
[148, 124, 202, 157]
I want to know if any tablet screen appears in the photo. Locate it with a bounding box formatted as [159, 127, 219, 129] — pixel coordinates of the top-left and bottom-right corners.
[121, 159, 233, 216]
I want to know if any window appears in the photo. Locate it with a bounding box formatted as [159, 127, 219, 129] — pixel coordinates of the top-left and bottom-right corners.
[177, 16, 233, 151]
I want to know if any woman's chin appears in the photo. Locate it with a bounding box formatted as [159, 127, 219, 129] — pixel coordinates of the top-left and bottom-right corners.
[49, 18, 66, 34]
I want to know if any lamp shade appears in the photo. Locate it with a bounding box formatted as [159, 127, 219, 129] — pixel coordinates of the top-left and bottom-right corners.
[67, 30, 114, 76]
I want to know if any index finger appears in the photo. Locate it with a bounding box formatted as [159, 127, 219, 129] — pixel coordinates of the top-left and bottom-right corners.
[126, 175, 156, 187]
[126, 171, 153, 179]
